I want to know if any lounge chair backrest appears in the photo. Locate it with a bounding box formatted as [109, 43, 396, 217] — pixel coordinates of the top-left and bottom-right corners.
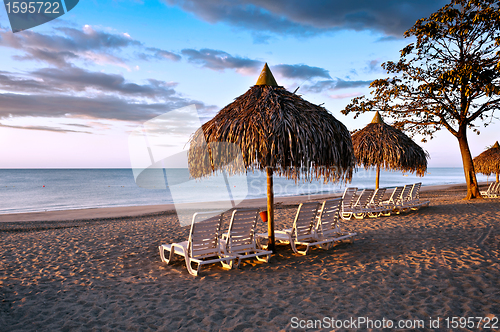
[387, 187, 404, 204]
[494, 182, 500, 194]
[400, 184, 413, 202]
[188, 213, 223, 259]
[410, 183, 422, 200]
[316, 198, 342, 237]
[226, 208, 260, 253]
[355, 189, 375, 208]
[485, 183, 494, 194]
[293, 202, 322, 241]
[370, 188, 386, 206]
[342, 187, 358, 208]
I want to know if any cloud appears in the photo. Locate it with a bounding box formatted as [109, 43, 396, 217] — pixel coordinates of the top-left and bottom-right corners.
[329, 92, 364, 99]
[0, 71, 56, 93]
[32, 67, 179, 98]
[181, 48, 262, 74]
[302, 78, 372, 93]
[0, 68, 216, 123]
[0, 68, 181, 99]
[140, 47, 182, 62]
[0, 25, 181, 68]
[0, 123, 92, 134]
[162, 0, 449, 37]
[0, 92, 212, 122]
[179, 49, 332, 79]
[0, 25, 140, 67]
[272, 64, 331, 80]
[365, 59, 382, 73]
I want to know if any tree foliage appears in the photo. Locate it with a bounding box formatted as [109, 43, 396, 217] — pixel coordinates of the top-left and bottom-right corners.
[343, 0, 500, 199]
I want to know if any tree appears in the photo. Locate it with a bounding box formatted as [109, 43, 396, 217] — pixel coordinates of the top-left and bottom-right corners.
[342, 0, 500, 199]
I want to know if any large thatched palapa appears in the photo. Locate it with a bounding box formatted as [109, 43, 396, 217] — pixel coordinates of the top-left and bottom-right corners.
[351, 111, 428, 189]
[473, 141, 500, 183]
[188, 63, 355, 252]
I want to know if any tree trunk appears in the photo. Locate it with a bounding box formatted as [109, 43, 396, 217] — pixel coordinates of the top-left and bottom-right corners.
[266, 167, 275, 253]
[457, 128, 482, 199]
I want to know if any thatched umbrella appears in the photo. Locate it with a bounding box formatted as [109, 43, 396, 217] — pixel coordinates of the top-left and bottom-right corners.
[473, 141, 500, 183]
[351, 111, 428, 189]
[188, 63, 355, 252]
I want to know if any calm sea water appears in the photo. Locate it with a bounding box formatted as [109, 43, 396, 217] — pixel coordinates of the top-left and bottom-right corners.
[0, 168, 490, 215]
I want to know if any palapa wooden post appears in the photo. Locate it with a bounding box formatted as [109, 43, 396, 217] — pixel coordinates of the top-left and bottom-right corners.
[266, 167, 276, 252]
[373, 112, 383, 190]
[257, 63, 278, 253]
[495, 142, 500, 183]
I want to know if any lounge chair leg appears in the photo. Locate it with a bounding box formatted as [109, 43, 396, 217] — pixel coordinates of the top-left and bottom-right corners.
[342, 213, 353, 220]
[220, 257, 234, 270]
[353, 213, 365, 219]
[297, 244, 310, 255]
[158, 246, 167, 263]
[159, 245, 175, 264]
[185, 256, 199, 276]
[256, 254, 269, 263]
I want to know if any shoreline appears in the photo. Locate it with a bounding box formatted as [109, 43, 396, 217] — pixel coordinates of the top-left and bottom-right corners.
[0, 181, 487, 223]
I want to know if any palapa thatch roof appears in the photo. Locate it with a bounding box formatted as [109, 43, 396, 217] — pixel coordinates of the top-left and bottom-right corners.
[473, 141, 500, 176]
[188, 63, 355, 183]
[351, 111, 428, 176]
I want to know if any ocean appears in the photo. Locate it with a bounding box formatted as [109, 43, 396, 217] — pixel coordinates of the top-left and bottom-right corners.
[0, 168, 490, 215]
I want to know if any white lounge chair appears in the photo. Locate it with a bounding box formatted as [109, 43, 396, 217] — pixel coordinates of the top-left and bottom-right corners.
[159, 212, 236, 276]
[341, 187, 358, 220]
[491, 182, 500, 197]
[392, 184, 414, 212]
[404, 182, 430, 209]
[352, 189, 375, 219]
[272, 201, 327, 255]
[481, 183, 495, 197]
[365, 188, 392, 217]
[481, 182, 499, 198]
[383, 186, 404, 213]
[315, 198, 357, 248]
[220, 208, 272, 268]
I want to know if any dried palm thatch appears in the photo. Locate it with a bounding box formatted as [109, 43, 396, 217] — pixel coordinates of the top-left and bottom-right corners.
[473, 141, 500, 182]
[188, 68, 354, 183]
[351, 111, 428, 188]
[188, 63, 355, 251]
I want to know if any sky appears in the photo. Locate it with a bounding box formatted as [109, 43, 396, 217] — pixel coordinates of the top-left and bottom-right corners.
[0, 0, 498, 168]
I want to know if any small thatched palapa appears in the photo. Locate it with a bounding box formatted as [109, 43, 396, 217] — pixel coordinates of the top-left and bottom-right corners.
[351, 111, 428, 189]
[188, 63, 355, 251]
[473, 141, 500, 183]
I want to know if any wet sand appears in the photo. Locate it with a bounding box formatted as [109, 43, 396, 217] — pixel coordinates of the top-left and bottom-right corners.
[1, 184, 499, 331]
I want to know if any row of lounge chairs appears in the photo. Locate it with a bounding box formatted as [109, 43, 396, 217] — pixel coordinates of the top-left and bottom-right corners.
[481, 182, 500, 198]
[159, 198, 356, 276]
[258, 198, 356, 255]
[341, 183, 430, 220]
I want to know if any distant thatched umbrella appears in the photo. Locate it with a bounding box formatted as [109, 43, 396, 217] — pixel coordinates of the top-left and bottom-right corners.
[473, 141, 500, 183]
[188, 63, 355, 252]
[351, 111, 428, 189]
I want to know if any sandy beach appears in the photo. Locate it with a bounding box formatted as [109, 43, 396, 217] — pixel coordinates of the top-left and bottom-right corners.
[1, 184, 499, 331]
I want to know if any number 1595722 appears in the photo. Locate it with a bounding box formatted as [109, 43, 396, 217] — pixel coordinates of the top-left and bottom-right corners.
[445, 317, 498, 329]
[5, 2, 60, 14]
